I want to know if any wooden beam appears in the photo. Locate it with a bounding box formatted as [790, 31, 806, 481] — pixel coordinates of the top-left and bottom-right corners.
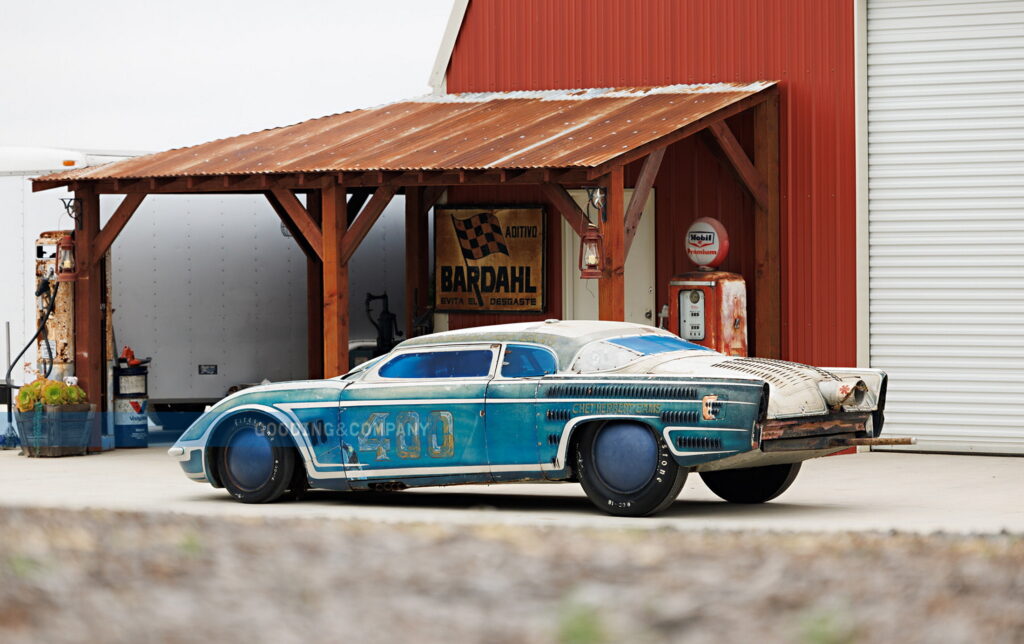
[422, 185, 446, 212]
[33, 168, 598, 196]
[306, 190, 324, 380]
[73, 188, 104, 448]
[598, 166, 626, 321]
[585, 87, 775, 179]
[263, 191, 317, 262]
[268, 189, 323, 260]
[322, 183, 348, 377]
[32, 179, 68, 192]
[623, 147, 665, 258]
[346, 188, 373, 224]
[708, 121, 770, 211]
[753, 92, 782, 359]
[539, 183, 587, 238]
[340, 186, 397, 264]
[92, 193, 145, 262]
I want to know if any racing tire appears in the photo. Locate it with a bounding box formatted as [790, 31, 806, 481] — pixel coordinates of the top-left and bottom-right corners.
[699, 462, 801, 504]
[281, 455, 310, 501]
[575, 421, 687, 517]
[217, 414, 296, 504]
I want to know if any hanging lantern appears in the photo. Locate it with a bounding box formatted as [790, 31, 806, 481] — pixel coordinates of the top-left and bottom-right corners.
[56, 235, 77, 282]
[578, 225, 604, 279]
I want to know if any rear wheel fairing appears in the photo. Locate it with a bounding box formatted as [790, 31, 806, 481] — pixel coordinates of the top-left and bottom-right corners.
[533, 375, 766, 476]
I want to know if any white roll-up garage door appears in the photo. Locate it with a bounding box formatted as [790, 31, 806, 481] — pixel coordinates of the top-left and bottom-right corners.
[867, 0, 1024, 453]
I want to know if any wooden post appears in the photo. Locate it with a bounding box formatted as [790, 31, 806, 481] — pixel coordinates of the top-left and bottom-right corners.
[322, 183, 348, 376]
[754, 92, 782, 358]
[306, 191, 324, 379]
[598, 166, 626, 321]
[73, 188, 104, 447]
[404, 187, 429, 337]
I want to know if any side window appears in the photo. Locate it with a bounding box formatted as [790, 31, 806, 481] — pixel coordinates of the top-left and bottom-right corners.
[501, 344, 558, 378]
[378, 349, 494, 379]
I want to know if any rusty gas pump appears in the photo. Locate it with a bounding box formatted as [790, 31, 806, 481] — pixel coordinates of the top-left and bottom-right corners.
[35, 231, 76, 381]
[666, 217, 748, 356]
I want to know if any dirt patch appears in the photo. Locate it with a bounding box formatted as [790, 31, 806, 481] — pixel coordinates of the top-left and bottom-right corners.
[0, 506, 1021, 643]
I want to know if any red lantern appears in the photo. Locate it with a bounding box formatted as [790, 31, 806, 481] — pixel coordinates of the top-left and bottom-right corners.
[578, 225, 604, 279]
[56, 235, 77, 282]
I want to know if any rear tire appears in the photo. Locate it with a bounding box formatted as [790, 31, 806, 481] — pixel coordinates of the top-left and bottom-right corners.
[576, 421, 687, 517]
[217, 414, 295, 503]
[700, 462, 801, 504]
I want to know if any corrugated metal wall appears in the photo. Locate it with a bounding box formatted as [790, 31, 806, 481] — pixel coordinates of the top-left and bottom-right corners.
[867, 0, 1024, 453]
[446, 0, 857, 367]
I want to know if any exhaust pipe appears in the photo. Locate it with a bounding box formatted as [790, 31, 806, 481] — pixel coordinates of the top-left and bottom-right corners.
[819, 379, 867, 408]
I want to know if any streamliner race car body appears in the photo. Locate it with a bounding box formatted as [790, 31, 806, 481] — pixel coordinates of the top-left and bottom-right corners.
[169, 320, 899, 516]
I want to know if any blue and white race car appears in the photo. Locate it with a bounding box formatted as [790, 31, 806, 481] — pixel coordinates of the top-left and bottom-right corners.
[169, 320, 894, 516]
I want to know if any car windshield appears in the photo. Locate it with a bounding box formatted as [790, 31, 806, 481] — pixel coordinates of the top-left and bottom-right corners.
[572, 334, 711, 372]
[606, 335, 710, 354]
[340, 354, 384, 379]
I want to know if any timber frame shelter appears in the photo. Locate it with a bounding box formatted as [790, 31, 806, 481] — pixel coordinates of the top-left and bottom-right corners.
[33, 82, 781, 414]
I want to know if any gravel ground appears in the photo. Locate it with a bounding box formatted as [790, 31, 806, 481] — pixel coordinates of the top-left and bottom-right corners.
[0, 506, 1021, 644]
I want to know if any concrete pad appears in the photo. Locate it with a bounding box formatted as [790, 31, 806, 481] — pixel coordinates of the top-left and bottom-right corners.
[0, 446, 1021, 534]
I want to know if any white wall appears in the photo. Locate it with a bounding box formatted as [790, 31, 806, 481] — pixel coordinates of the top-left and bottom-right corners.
[109, 194, 308, 399]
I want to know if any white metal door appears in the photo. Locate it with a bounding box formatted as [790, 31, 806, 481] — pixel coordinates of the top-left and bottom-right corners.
[867, 0, 1024, 453]
[561, 189, 656, 325]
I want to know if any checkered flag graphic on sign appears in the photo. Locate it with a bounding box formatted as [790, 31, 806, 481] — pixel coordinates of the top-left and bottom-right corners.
[451, 212, 509, 261]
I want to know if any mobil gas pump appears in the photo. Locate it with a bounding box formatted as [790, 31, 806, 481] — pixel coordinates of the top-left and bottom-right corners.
[666, 217, 748, 356]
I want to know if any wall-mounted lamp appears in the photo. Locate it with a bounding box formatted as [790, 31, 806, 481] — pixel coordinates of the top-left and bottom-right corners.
[55, 235, 77, 282]
[578, 225, 604, 279]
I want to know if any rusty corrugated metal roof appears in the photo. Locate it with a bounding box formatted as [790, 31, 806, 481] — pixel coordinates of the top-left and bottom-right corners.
[38, 82, 774, 182]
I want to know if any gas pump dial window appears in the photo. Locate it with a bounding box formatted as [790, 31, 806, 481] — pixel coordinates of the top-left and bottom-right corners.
[679, 290, 706, 340]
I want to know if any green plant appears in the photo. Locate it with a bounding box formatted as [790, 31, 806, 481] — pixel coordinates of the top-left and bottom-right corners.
[15, 377, 87, 412]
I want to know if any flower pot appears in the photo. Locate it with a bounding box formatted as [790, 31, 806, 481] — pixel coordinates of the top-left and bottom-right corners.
[14, 404, 94, 457]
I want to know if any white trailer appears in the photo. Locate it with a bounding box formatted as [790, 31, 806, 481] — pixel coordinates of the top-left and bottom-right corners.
[1, 146, 408, 418]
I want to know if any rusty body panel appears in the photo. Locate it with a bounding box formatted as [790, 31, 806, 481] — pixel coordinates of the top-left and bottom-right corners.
[761, 413, 870, 442]
[759, 412, 913, 452]
[36, 83, 774, 183]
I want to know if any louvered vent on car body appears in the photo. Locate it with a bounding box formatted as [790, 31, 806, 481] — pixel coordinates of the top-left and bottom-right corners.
[707, 400, 723, 416]
[546, 409, 572, 422]
[661, 409, 700, 424]
[711, 357, 840, 389]
[675, 436, 723, 450]
[546, 384, 697, 400]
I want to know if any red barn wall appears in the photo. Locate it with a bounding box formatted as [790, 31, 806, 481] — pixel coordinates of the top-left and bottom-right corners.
[444, 0, 857, 367]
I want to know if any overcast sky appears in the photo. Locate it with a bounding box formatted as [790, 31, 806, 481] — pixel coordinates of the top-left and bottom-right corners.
[0, 0, 455, 153]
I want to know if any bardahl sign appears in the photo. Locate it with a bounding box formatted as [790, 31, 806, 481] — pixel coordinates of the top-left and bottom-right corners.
[434, 206, 545, 313]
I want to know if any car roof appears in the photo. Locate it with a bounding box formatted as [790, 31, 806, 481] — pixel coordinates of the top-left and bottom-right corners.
[395, 320, 677, 369]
